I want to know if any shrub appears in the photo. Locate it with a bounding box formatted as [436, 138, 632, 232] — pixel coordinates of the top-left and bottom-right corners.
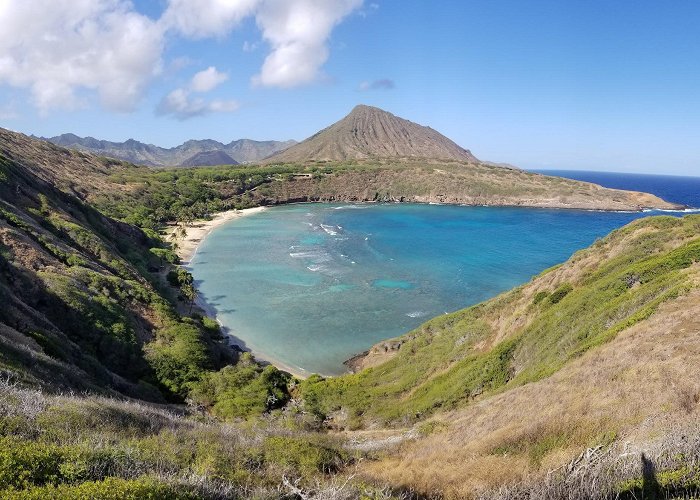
[146, 323, 211, 397]
[188, 354, 290, 419]
[1, 476, 197, 499]
[263, 436, 346, 477]
[532, 291, 549, 305]
[0, 437, 66, 490]
[549, 283, 573, 304]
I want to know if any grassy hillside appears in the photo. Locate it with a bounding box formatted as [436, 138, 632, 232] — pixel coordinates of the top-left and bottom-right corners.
[0, 130, 299, 415]
[0, 140, 235, 399]
[254, 158, 680, 211]
[0, 376, 395, 499]
[364, 286, 700, 498]
[301, 215, 700, 428]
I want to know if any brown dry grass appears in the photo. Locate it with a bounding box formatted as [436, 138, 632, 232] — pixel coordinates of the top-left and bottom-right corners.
[360, 280, 700, 498]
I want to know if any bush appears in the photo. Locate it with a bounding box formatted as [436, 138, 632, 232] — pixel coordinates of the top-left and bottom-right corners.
[1, 476, 197, 499]
[0, 437, 66, 490]
[263, 436, 346, 477]
[549, 283, 573, 304]
[532, 291, 549, 305]
[146, 322, 211, 397]
[188, 354, 290, 419]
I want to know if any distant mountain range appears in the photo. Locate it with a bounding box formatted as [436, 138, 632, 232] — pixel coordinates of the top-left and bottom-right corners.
[265, 104, 478, 164]
[41, 133, 296, 167]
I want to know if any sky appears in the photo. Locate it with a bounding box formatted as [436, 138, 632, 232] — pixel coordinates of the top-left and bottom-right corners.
[0, 0, 699, 176]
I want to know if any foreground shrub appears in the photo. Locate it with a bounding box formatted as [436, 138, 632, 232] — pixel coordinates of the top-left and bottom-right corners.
[1, 476, 197, 500]
[263, 436, 348, 478]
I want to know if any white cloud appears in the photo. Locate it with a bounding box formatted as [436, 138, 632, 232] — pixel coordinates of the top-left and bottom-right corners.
[242, 40, 259, 52]
[252, 0, 363, 88]
[359, 78, 394, 91]
[190, 66, 228, 92]
[157, 88, 239, 120]
[0, 1, 364, 115]
[163, 0, 364, 89]
[157, 66, 237, 120]
[161, 0, 260, 38]
[0, 0, 164, 112]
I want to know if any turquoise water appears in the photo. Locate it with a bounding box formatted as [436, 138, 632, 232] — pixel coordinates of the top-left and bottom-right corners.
[189, 203, 675, 375]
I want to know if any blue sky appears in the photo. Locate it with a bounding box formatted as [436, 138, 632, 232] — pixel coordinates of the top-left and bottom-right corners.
[0, 0, 699, 175]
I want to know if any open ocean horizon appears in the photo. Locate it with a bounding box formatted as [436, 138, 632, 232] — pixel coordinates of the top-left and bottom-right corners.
[533, 169, 700, 208]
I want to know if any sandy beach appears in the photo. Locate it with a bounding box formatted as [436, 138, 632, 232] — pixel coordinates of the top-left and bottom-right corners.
[165, 206, 315, 379]
[166, 206, 267, 264]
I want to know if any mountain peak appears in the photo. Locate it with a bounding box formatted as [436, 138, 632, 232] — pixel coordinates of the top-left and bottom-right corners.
[265, 105, 477, 163]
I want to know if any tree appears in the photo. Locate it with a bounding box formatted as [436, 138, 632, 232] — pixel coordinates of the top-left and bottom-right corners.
[182, 283, 197, 314]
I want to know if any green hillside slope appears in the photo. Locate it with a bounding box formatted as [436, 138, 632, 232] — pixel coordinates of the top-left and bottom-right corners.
[0, 138, 233, 399]
[302, 215, 700, 428]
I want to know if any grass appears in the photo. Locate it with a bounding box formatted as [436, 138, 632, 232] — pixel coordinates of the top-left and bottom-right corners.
[480, 427, 700, 500]
[301, 215, 700, 428]
[0, 376, 400, 499]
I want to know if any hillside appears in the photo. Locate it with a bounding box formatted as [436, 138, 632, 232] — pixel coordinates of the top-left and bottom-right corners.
[252, 158, 681, 211]
[44, 133, 295, 167]
[265, 104, 478, 163]
[0, 130, 238, 398]
[303, 214, 700, 497]
[180, 150, 238, 167]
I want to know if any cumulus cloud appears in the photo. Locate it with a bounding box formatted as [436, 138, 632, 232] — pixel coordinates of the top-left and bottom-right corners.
[157, 66, 237, 120]
[0, 0, 363, 114]
[252, 0, 363, 88]
[157, 89, 239, 120]
[0, 0, 164, 112]
[359, 78, 395, 91]
[161, 0, 260, 38]
[164, 0, 363, 88]
[190, 66, 228, 92]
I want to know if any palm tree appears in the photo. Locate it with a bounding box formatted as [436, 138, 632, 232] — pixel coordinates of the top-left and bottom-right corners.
[182, 283, 198, 314]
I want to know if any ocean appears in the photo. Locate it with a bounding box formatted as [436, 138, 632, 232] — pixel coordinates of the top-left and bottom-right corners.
[189, 171, 699, 376]
[534, 170, 700, 208]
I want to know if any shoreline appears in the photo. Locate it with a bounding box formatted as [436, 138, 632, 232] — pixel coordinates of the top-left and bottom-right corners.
[167, 206, 267, 265]
[193, 294, 313, 380]
[167, 200, 694, 380]
[167, 205, 315, 379]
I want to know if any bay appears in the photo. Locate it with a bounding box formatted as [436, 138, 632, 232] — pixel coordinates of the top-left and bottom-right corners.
[189, 200, 688, 375]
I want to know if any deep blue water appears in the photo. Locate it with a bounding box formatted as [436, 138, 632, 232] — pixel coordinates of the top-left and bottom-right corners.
[533, 170, 700, 208]
[189, 172, 698, 375]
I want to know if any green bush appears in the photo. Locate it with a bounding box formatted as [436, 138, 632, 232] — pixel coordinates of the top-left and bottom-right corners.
[263, 436, 346, 477]
[146, 322, 211, 397]
[188, 354, 290, 419]
[532, 291, 549, 305]
[549, 283, 573, 304]
[0, 438, 66, 490]
[1, 476, 197, 499]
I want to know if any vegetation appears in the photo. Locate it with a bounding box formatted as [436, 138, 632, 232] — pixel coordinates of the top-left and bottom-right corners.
[0, 378, 383, 499]
[188, 354, 291, 420]
[91, 164, 317, 228]
[299, 215, 700, 427]
[1, 127, 698, 498]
